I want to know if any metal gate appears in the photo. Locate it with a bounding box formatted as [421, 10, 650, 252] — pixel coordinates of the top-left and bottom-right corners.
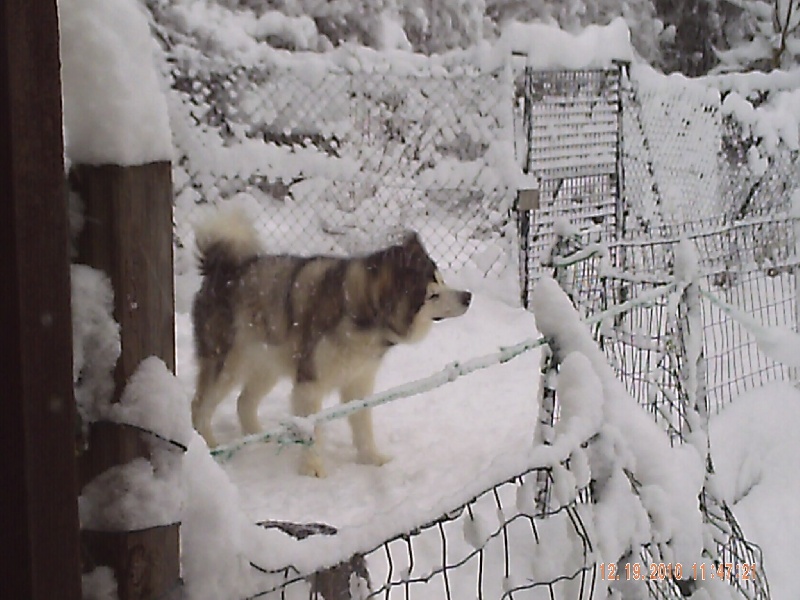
[518, 64, 626, 306]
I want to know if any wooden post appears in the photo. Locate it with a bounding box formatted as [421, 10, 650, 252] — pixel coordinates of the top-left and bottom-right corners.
[72, 161, 181, 599]
[312, 556, 370, 599]
[0, 1, 83, 599]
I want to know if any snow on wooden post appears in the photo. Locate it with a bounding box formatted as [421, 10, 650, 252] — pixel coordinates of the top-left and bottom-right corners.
[0, 0, 82, 598]
[312, 556, 371, 600]
[73, 161, 180, 600]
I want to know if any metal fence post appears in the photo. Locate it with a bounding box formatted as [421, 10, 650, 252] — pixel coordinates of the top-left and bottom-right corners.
[516, 187, 540, 308]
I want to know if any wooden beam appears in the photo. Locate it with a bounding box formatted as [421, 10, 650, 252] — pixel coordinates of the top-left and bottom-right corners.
[0, 1, 82, 599]
[82, 526, 181, 599]
[72, 161, 180, 600]
[72, 162, 176, 386]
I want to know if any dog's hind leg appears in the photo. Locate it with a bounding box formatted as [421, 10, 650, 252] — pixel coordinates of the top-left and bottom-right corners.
[237, 369, 277, 436]
[192, 357, 238, 448]
[340, 370, 391, 467]
[290, 382, 327, 477]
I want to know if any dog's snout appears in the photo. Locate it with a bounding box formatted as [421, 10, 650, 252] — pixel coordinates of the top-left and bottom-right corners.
[461, 291, 472, 307]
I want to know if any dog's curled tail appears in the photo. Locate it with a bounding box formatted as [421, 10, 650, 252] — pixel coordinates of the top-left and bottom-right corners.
[194, 209, 261, 275]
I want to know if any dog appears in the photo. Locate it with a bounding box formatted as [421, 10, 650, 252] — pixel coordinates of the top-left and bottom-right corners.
[190, 211, 472, 477]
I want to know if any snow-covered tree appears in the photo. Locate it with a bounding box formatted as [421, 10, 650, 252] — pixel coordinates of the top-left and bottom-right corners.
[655, 0, 720, 75]
[714, 0, 800, 71]
[215, 0, 666, 63]
[485, 0, 667, 66]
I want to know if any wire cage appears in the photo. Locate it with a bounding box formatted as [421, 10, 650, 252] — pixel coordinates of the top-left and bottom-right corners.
[537, 69, 797, 599]
[517, 65, 625, 307]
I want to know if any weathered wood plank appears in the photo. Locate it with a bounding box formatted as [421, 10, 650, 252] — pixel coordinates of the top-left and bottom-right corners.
[72, 161, 180, 599]
[72, 162, 176, 385]
[0, 1, 82, 599]
[82, 525, 181, 599]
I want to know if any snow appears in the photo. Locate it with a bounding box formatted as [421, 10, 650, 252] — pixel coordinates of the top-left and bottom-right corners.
[720, 86, 800, 153]
[181, 434, 261, 599]
[110, 357, 194, 448]
[79, 452, 183, 531]
[71, 264, 120, 424]
[531, 277, 706, 569]
[82, 567, 117, 600]
[248, 11, 319, 51]
[60, 0, 172, 165]
[709, 382, 800, 600]
[501, 17, 634, 70]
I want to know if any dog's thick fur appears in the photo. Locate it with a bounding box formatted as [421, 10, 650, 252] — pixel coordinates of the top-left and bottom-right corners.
[191, 211, 471, 476]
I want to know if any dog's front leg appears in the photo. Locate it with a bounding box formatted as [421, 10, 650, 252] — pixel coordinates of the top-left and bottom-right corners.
[291, 382, 327, 477]
[341, 374, 391, 467]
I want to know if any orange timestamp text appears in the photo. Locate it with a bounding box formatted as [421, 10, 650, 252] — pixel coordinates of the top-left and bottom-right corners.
[598, 562, 758, 582]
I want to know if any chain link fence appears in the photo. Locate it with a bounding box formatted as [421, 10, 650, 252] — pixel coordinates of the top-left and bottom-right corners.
[164, 33, 517, 278]
[247, 466, 597, 600]
[520, 65, 797, 600]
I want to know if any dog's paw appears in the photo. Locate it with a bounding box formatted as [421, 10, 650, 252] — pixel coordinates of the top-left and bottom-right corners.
[299, 454, 327, 478]
[358, 450, 392, 467]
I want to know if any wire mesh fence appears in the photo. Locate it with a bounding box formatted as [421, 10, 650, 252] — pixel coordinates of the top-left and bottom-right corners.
[548, 237, 772, 600]
[524, 67, 796, 600]
[521, 64, 800, 416]
[162, 20, 517, 276]
[246, 466, 598, 600]
[620, 69, 724, 233]
[517, 65, 624, 306]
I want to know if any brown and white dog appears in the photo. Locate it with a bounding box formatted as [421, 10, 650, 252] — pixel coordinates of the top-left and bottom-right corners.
[191, 211, 471, 476]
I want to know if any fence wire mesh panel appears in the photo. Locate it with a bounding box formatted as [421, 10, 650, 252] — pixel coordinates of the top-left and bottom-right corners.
[518, 66, 623, 306]
[700, 487, 770, 600]
[162, 26, 517, 276]
[548, 241, 772, 600]
[720, 117, 800, 221]
[246, 467, 598, 600]
[551, 213, 800, 435]
[620, 69, 724, 234]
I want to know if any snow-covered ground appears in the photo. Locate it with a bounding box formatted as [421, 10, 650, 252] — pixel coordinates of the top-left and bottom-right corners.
[171, 264, 800, 599]
[710, 382, 800, 600]
[173, 267, 545, 562]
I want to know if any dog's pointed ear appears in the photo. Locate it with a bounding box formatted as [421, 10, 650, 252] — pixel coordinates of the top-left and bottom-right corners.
[398, 231, 428, 267]
[402, 231, 422, 249]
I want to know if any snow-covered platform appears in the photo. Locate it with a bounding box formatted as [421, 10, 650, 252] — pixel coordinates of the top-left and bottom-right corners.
[176, 284, 544, 574]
